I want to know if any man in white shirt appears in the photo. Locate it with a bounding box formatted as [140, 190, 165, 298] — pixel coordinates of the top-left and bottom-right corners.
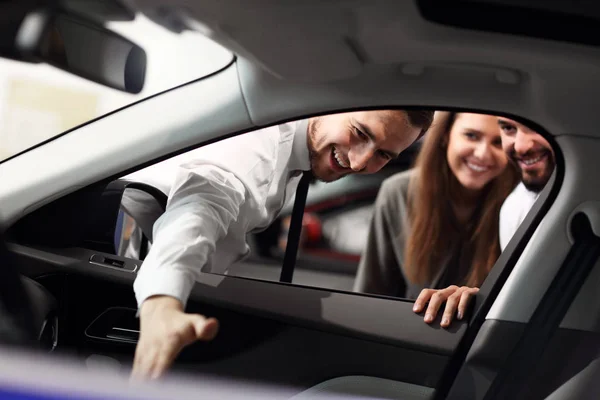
[498, 117, 555, 250]
[130, 109, 434, 379]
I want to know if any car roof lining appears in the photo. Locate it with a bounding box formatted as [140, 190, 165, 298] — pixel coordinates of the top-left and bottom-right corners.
[126, 0, 600, 137]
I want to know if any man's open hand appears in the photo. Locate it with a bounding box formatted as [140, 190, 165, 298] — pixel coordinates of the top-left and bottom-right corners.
[131, 296, 219, 380]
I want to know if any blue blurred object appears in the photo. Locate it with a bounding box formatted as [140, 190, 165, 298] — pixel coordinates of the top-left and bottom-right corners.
[0, 387, 128, 400]
[0, 347, 294, 400]
[114, 209, 125, 252]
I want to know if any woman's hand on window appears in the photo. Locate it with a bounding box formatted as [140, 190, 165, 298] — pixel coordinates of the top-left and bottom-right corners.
[413, 285, 479, 328]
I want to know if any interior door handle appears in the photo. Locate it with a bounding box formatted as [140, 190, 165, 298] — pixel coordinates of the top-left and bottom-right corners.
[89, 254, 138, 272]
[85, 307, 140, 345]
[106, 327, 139, 343]
[90, 254, 124, 268]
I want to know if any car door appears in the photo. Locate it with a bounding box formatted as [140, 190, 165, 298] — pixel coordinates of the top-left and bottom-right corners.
[6, 121, 595, 400]
[0, 100, 552, 400]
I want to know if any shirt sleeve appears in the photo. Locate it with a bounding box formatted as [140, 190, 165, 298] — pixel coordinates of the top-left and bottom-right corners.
[133, 128, 280, 308]
[353, 178, 407, 297]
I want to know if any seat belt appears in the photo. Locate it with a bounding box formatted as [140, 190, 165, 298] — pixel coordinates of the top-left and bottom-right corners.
[483, 213, 600, 399]
[280, 171, 313, 283]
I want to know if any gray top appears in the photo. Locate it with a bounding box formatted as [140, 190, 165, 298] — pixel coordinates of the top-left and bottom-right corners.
[353, 169, 473, 299]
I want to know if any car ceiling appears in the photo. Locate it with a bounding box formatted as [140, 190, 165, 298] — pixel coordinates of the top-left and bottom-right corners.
[124, 0, 600, 137]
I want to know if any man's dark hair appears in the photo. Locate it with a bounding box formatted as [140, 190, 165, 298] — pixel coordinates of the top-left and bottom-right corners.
[404, 110, 435, 140]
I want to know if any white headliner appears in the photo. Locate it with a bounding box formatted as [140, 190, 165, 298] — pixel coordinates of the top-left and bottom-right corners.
[130, 0, 600, 135]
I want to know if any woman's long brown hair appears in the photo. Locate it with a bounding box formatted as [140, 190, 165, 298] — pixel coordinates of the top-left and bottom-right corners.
[403, 112, 519, 287]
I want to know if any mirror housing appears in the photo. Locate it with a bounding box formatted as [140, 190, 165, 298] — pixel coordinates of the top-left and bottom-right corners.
[15, 9, 146, 93]
[8, 179, 166, 258]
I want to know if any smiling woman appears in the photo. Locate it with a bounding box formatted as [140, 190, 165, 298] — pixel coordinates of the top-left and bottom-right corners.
[354, 111, 520, 322]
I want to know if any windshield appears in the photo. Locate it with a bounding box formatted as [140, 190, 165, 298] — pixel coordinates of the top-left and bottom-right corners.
[0, 13, 233, 162]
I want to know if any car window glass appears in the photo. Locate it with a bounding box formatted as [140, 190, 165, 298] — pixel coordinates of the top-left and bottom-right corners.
[0, 13, 233, 162]
[102, 111, 552, 301]
[105, 112, 420, 295]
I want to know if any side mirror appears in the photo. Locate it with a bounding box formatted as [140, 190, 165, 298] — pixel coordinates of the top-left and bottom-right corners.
[15, 10, 146, 93]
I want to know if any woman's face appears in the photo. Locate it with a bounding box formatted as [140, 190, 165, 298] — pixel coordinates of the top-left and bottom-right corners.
[446, 113, 508, 192]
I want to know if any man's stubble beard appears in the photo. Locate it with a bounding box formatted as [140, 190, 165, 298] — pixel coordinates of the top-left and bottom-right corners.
[518, 154, 555, 193]
[306, 119, 318, 172]
[306, 118, 351, 183]
[306, 119, 328, 183]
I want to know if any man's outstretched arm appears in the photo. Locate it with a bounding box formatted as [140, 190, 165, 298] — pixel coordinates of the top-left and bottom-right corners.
[132, 164, 249, 379]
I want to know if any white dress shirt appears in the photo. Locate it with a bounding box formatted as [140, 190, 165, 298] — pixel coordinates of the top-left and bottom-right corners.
[131, 120, 310, 308]
[499, 182, 540, 251]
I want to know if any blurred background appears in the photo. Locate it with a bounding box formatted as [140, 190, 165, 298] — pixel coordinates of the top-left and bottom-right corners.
[0, 12, 232, 161]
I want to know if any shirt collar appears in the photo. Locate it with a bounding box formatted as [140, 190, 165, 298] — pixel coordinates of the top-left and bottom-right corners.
[289, 119, 311, 172]
[519, 182, 541, 200]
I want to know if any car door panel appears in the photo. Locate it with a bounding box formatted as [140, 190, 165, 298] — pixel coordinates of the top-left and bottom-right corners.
[9, 241, 466, 394]
[11, 242, 468, 352]
[24, 263, 447, 397]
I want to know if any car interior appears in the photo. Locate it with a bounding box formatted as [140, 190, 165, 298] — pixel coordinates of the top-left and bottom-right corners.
[2, 1, 600, 400]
